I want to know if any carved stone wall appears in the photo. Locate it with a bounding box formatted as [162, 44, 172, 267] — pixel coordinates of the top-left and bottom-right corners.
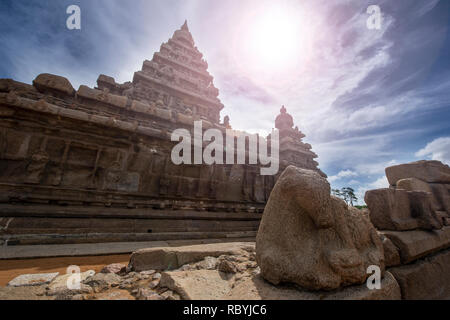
[0, 22, 325, 248]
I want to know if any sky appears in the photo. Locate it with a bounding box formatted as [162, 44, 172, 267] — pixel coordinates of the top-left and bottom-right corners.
[0, 0, 449, 204]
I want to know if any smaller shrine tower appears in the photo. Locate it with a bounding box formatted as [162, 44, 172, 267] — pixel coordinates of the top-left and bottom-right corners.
[275, 106, 326, 177]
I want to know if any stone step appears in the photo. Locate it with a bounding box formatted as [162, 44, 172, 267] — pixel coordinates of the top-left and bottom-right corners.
[0, 184, 265, 213]
[1, 216, 260, 235]
[0, 238, 257, 259]
[0, 203, 262, 220]
[1, 231, 258, 246]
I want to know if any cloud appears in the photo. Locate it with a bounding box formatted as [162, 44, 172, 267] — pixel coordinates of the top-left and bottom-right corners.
[328, 170, 358, 182]
[416, 137, 450, 165]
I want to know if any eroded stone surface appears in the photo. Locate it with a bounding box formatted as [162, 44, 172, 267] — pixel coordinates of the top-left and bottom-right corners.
[8, 272, 59, 287]
[256, 166, 384, 291]
[160, 269, 233, 300]
[382, 226, 450, 264]
[390, 249, 450, 300]
[101, 263, 126, 274]
[82, 273, 122, 292]
[129, 242, 254, 272]
[379, 234, 401, 267]
[33, 73, 75, 96]
[386, 160, 450, 185]
[365, 188, 442, 231]
[0, 285, 51, 300]
[46, 270, 95, 297]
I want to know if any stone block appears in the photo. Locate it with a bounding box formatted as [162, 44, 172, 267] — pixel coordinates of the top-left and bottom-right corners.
[129, 242, 254, 272]
[382, 226, 450, 264]
[33, 73, 75, 96]
[365, 188, 442, 231]
[390, 249, 450, 300]
[8, 272, 59, 287]
[386, 160, 450, 185]
[379, 233, 401, 267]
[77, 85, 127, 109]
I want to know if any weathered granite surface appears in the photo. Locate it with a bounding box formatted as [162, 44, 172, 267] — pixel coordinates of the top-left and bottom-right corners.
[256, 166, 384, 291]
[129, 242, 254, 271]
[382, 226, 450, 264]
[390, 249, 450, 300]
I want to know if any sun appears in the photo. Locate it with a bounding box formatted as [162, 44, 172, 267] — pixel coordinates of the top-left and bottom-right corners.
[248, 9, 303, 69]
[232, 3, 311, 81]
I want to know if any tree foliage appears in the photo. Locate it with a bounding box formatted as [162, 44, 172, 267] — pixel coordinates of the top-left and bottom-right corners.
[332, 187, 358, 206]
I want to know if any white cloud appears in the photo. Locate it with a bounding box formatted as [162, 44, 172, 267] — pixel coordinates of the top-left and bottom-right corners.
[355, 159, 397, 176]
[368, 176, 389, 189]
[328, 169, 358, 182]
[416, 137, 450, 165]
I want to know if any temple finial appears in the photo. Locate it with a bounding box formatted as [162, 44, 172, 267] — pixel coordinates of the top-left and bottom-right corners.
[181, 20, 189, 31]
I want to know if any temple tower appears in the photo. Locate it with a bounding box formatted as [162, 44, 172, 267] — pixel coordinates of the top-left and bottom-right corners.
[130, 21, 223, 124]
[275, 106, 326, 177]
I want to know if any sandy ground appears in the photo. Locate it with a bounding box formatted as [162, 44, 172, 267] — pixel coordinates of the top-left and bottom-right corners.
[0, 254, 130, 286]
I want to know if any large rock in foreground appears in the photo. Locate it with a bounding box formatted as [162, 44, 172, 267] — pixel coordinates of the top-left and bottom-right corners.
[386, 160, 450, 186]
[256, 166, 384, 291]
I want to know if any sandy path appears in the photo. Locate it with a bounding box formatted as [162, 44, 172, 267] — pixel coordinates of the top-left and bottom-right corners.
[0, 254, 130, 286]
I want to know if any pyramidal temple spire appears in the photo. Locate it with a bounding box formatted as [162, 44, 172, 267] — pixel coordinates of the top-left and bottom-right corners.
[181, 20, 189, 31]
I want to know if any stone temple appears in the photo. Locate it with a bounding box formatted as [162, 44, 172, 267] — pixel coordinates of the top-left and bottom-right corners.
[0, 22, 324, 253]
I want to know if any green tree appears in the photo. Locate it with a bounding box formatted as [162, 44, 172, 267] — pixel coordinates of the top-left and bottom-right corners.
[342, 187, 357, 206]
[332, 187, 358, 207]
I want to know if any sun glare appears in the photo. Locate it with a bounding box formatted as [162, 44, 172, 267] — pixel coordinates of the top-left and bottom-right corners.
[249, 10, 302, 68]
[232, 4, 311, 83]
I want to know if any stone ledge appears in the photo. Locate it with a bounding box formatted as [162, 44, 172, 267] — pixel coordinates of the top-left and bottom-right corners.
[0, 94, 168, 140]
[129, 242, 255, 271]
[160, 270, 401, 300]
[33, 73, 75, 96]
[389, 248, 450, 300]
[386, 160, 450, 185]
[77, 85, 128, 109]
[382, 226, 450, 264]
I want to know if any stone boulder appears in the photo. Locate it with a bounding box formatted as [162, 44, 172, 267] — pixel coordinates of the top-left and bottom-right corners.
[33, 73, 75, 96]
[101, 263, 126, 274]
[379, 233, 401, 267]
[397, 177, 450, 213]
[82, 273, 121, 292]
[46, 270, 95, 297]
[8, 272, 59, 287]
[386, 160, 450, 186]
[389, 249, 450, 300]
[364, 188, 442, 231]
[256, 166, 384, 291]
[381, 226, 450, 264]
[129, 242, 254, 272]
